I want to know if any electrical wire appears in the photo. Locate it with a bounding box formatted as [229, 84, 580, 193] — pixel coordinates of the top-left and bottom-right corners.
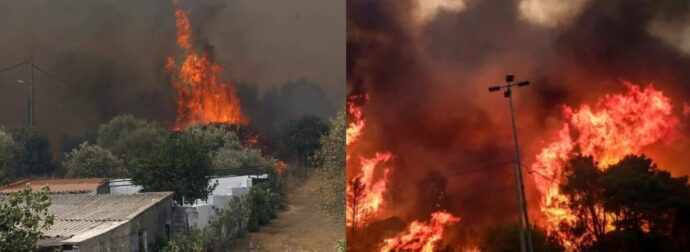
[0, 61, 27, 74]
[33, 64, 73, 89]
[379, 159, 515, 190]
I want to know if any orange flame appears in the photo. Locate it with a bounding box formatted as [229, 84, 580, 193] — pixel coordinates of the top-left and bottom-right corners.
[275, 160, 288, 174]
[346, 94, 395, 228]
[530, 83, 679, 248]
[347, 94, 367, 146]
[379, 210, 461, 252]
[167, 0, 248, 130]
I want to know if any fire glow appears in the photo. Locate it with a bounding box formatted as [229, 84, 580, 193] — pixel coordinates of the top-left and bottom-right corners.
[529, 83, 679, 248]
[346, 94, 393, 227]
[347, 94, 462, 251]
[166, 0, 248, 130]
[379, 210, 461, 252]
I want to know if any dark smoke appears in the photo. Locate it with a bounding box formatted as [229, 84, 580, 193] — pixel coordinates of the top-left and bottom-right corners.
[0, 0, 343, 152]
[348, 0, 690, 246]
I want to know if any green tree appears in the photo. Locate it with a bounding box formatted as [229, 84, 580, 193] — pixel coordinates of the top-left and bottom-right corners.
[162, 229, 210, 252]
[8, 126, 53, 177]
[0, 185, 54, 251]
[132, 133, 214, 205]
[212, 145, 286, 210]
[316, 111, 345, 217]
[247, 184, 279, 232]
[63, 142, 126, 178]
[181, 124, 243, 153]
[0, 130, 20, 185]
[207, 195, 252, 250]
[212, 146, 275, 175]
[280, 115, 329, 166]
[97, 114, 168, 170]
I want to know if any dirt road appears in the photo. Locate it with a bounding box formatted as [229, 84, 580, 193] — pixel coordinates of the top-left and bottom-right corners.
[235, 174, 344, 251]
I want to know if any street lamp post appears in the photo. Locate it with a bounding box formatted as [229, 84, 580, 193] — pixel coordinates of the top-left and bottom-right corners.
[489, 74, 533, 252]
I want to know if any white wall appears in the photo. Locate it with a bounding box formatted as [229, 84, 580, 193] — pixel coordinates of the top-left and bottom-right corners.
[108, 179, 143, 195]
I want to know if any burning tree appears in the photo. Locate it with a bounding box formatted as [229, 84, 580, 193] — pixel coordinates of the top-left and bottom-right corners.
[530, 83, 683, 249]
[166, 0, 248, 130]
[558, 154, 690, 251]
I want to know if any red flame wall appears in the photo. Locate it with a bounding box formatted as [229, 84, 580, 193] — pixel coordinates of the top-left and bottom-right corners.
[348, 0, 690, 248]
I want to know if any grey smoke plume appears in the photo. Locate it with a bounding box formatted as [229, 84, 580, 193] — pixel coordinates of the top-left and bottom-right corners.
[0, 0, 343, 146]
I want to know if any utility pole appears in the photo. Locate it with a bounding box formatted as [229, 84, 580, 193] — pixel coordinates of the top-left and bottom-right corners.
[489, 74, 534, 252]
[28, 56, 34, 127]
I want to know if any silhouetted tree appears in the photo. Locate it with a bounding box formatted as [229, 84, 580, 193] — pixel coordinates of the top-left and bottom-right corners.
[560, 154, 690, 251]
[280, 115, 329, 167]
[8, 126, 53, 177]
[560, 155, 607, 249]
[0, 130, 20, 184]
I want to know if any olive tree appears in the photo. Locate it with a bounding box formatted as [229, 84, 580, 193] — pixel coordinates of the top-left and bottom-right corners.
[63, 142, 126, 178]
[0, 185, 54, 251]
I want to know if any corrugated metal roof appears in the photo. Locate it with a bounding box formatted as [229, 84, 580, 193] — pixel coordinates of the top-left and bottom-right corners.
[0, 178, 106, 194]
[41, 192, 173, 243]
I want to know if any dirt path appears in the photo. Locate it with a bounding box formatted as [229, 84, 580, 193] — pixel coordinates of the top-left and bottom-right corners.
[235, 174, 344, 251]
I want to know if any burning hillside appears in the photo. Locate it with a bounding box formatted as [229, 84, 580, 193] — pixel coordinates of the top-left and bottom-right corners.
[166, 0, 248, 130]
[347, 94, 462, 251]
[530, 83, 680, 248]
[348, 0, 690, 250]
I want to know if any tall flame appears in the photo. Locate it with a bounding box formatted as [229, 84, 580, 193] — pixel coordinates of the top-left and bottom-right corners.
[346, 94, 394, 227]
[530, 83, 679, 248]
[378, 210, 461, 252]
[167, 0, 248, 129]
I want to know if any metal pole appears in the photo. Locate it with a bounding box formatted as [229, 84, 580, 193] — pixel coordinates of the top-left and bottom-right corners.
[28, 56, 34, 127]
[506, 87, 528, 252]
[508, 86, 534, 252]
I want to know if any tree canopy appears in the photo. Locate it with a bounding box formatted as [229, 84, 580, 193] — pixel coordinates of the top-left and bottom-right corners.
[63, 142, 126, 178]
[0, 130, 20, 185]
[280, 115, 329, 166]
[560, 154, 690, 251]
[131, 132, 215, 205]
[0, 185, 54, 251]
[97, 114, 168, 168]
[8, 126, 53, 177]
[316, 111, 345, 217]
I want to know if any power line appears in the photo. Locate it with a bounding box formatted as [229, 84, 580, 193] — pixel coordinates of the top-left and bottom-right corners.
[32, 64, 74, 89]
[380, 160, 515, 190]
[0, 61, 27, 74]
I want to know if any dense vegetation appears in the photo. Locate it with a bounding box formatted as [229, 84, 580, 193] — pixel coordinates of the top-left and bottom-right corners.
[479, 155, 690, 252]
[0, 185, 54, 251]
[316, 111, 345, 218]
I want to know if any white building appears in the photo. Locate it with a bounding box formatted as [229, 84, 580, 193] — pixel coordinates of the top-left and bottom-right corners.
[103, 174, 267, 231]
[182, 174, 267, 229]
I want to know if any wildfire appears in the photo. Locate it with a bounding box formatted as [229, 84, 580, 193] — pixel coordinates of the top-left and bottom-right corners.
[379, 210, 461, 252]
[346, 94, 394, 228]
[346, 94, 367, 147]
[530, 83, 679, 247]
[166, 0, 248, 130]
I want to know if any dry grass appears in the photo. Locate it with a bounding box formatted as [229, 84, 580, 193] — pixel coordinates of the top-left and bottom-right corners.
[234, 172, 344, 251]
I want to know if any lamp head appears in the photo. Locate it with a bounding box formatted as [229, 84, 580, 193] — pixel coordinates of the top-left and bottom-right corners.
[517, 81, 530, 87]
